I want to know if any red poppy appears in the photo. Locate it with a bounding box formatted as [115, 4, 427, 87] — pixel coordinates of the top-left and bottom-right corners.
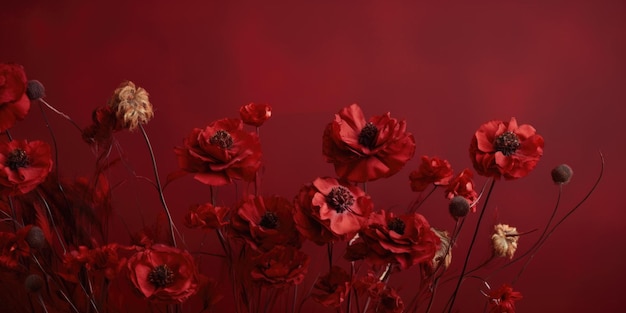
[470, 117, 544, 180]
[409, 156, 454, 192]
[444, 169, 479, 210]
[0, 226, 31, 270]
[376, 287, 405, 313]
[0, 139, 53, 195]
[230, 195, 302, 251]
[62, 244, 127, 282]
[487, 284, 523, 313]
[311, 266, 351, 308]
[184, 203, 229, 230]
[174, 118, 262, 186]
[0, 63, 30, 132]
[293, 177, 372, 245]
[249, 245, 309, 288]
[239, 102, 272, 127]
[127, 244, 200, 303]
[345, 211, 440, 270]
[322, 103, 416, 182]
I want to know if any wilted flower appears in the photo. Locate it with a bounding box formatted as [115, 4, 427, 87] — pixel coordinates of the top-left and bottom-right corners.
[491, 224, 519, 259]
[107, 81, 153, 131]
[470, 117, 544, 180]
[427, 228, 452, 274]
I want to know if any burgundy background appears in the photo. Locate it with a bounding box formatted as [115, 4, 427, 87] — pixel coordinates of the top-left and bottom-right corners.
[1, 1, 624, 312]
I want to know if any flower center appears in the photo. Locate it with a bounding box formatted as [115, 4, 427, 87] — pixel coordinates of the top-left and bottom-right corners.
[387, 217, 406, 235]
[494, 131, 520, 156]
[326, 186, 355, 213]
[148, 264, 174, 288]
[6, 149, 30, 170]
[259, 212, 279, 229]
[358, 122, 378, 149]
[210, 130, 234, 149]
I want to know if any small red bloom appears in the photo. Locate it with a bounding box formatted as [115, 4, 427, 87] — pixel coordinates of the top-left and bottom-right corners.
[444, 169, 478, 210]
[470, 117, 544, 180]
[0, 139, 53, 195]
[322, 103, 416, 182]
[293, 177, 372, 245]
[311, 266, 351, 308]
[127, 244, 200, 304]
[487, 284, 523, 313]
[409, 156, 454, 192]
[345, 211, 440, 270]
[82, 105, 117, 147]
[184, 203, 229, 230]
[249, 245, 309, 288]
[239, 102, 272, 127]
[230, 195, 302, 251]
[376, 287, 405, 313]
[0, 226, 31, 270]
[174, 118, 262, 186]
[0, 63, 30, 132]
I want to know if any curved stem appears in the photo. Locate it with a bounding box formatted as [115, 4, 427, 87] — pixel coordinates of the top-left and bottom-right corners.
[446, 179, 496, 313]
[139, 124, 177, 247]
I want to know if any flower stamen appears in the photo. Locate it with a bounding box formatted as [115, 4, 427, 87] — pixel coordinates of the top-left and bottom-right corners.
[148, 264, 175, 288]
[326, 186, 355, 213]
[6, 149, 29, 170]
[494, 131, 520, 156]
[387, 217, 406, 235]
[210, 130, 234, 149]
[259, 212, 280, 229]
[358, 122, 378, 150]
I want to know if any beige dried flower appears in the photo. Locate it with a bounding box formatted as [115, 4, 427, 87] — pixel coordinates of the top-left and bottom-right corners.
[431, 228, 452, 271]
[108, 81, 153, 131]
[491, 224, 519, 259]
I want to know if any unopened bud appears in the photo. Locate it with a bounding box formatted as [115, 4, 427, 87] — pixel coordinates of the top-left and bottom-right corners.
[24, 274, 44, 293]
[449, 196, 470, 219]
[26, 80, 46, 100]
[551, 164, 573, 184]
[26, 226, 46, 250]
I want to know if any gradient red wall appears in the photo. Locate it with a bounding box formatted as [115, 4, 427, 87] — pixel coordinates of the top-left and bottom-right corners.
[1, 1, 623, 312]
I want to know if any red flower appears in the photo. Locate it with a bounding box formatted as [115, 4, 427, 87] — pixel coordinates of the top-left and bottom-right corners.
[82, 105, 117, 147]
[184, 203, 229, 230]
[409, 156, 454, 192]
[0, 63, 30, 132]
[294, 177, 372, 245]
[250, 245, 310, 288]
[62, 244, 127, 282]
[127, 244, 200, 304]
[311, 266, 352, 308]
[345, 211, 440, 270]
[0, 139, 53, 195]
[0, 226, 31, 270]
[174, 118, 262, 186]
[230, 195, 302, 251]
[487, 284, 523, 313]
[322, 103, 416, 182]
[470, 117, 544, 180]
[444, 168, 478, 209]
[376, 287, 405, 313]
[239, 102, 272, 127]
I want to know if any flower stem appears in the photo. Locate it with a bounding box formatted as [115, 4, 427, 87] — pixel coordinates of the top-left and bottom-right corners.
[138, 124, 177, 247]
[446, 178, 496, 313]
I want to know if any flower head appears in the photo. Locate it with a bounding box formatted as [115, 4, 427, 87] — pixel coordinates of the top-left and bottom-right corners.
[250, 245, 309, 288]
[444, 169, 478, 210]
[0, 63, 30, 132]
[322, 103, 416, 182]
[487, 283, 523, 313]
[409, 156, 454, 192]
[311, 266, 352, 308]
[470, 117, 544, 180]
[174, 118, 262, 186]
[0, 139, 53, 195]
[127, 244, 199, 304]
[107, 81, 153, 131]
[551, 164, 573, 184]
[184, 203, 229, 230]
[491, 224, 519, 259]
[239, 102, 272, 127]
[294, 177, 372, 245]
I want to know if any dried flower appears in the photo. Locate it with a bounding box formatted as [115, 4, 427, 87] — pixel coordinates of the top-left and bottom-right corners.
[107, 81, 153, 131]
[26, 80, 45, 100]
[448, 196, 470, 219]
[24, 274, 44, 293]
[551, 164, 573, 184]
[429, 228, 452, 273]
[25, 226, 46, 250]
[491, 224, 519, 259]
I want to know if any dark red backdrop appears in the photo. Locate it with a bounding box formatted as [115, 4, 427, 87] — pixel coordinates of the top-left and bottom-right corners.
[1, 1, 624, 312]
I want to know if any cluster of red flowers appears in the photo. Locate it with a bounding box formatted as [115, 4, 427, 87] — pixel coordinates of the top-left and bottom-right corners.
[2, 61, 590, 313]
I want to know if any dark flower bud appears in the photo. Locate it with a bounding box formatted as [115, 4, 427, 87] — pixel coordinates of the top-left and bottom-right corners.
[26, 226, 46, 250]
[551, 164, 573, 184]
[449, 196, 470, 219]
[26, 80, 46, 100]
[24, 274, 44, 293]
